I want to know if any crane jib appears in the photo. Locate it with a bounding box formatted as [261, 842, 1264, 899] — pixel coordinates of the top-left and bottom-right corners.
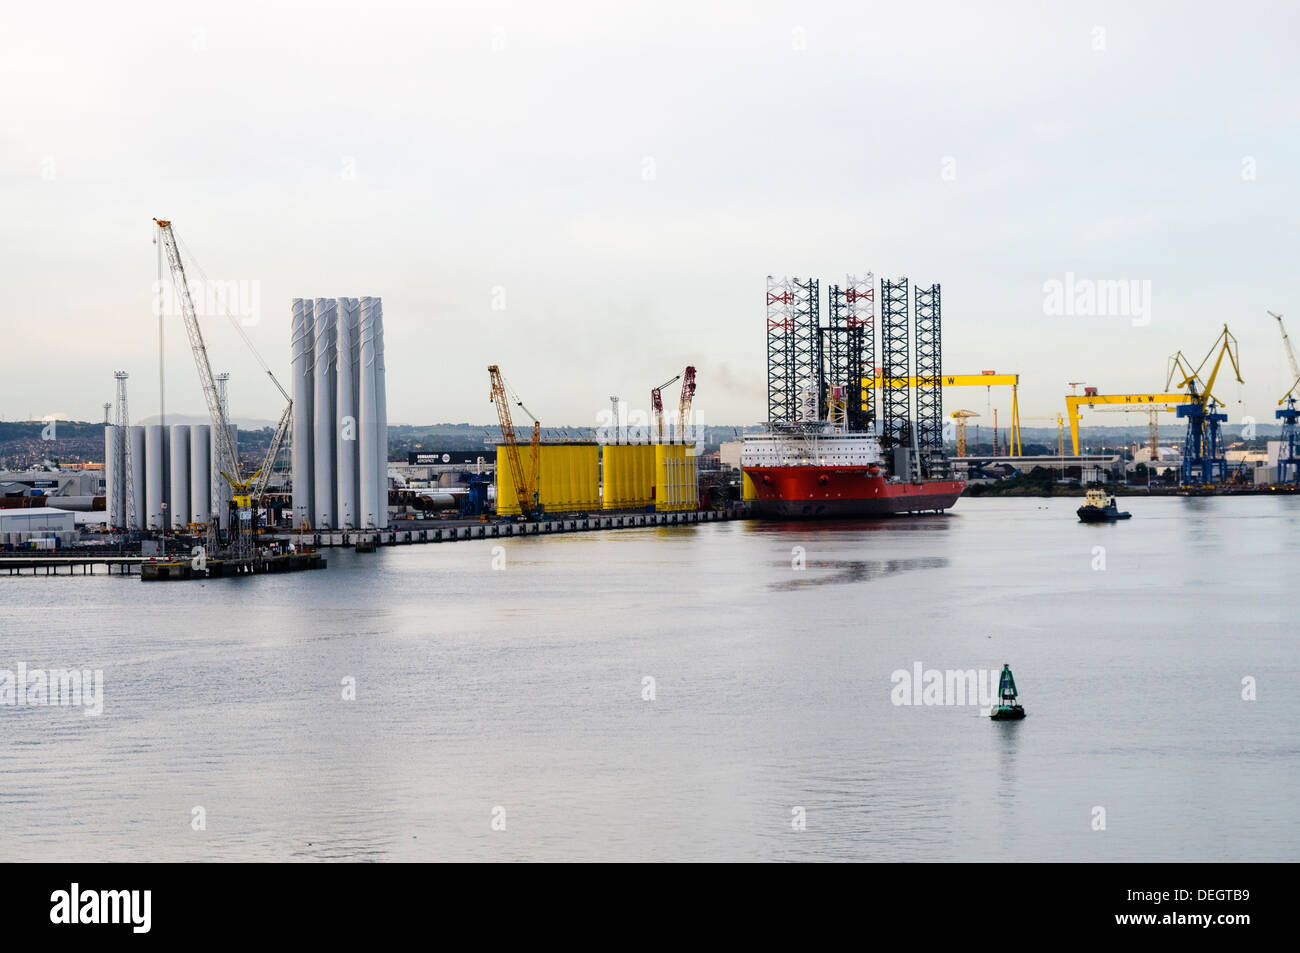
[157, 223, 242, 486]
[488, 365, 536, 516]
[154, 219, 293, 513]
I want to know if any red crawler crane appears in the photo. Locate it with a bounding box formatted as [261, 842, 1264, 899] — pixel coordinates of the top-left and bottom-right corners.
[651, 373, 680, 444]
[677, 366, 696, 443]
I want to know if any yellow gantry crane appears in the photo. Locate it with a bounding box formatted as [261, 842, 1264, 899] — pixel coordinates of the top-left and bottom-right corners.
[1065, 391, 1190, 455]
[869, 372, 1022, 455]
[1065, 327, 1241, 459]
[488, 365, 541, 518]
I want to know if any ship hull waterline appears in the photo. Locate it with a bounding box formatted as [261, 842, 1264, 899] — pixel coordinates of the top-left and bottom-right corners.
[745, 467, 965, 519]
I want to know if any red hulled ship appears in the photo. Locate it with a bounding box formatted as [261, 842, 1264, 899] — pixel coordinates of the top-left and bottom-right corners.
[742, 429, 964, 518]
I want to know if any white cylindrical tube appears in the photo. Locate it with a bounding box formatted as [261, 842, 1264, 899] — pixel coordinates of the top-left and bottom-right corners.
[169, 425, 190, 531]
[312, 297, 337, 528]
[145, 424, 166, 530]
[190, 424, 211, 524]
[358, 296, 379, 528]
[105, 426, 122, 528]
[350, 299, 360, 522]
[373, 297, 388, 528]
[290, 297, 314, 527]
[128, 426, 146, 530]
[335, 297, 359, 529]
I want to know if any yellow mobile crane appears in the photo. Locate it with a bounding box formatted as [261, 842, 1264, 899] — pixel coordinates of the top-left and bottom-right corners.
[488, 365, 541, 518]
[153, 219, 293, 559]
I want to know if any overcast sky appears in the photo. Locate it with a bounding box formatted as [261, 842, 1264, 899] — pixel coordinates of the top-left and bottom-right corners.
[4, 0, 1299, 432]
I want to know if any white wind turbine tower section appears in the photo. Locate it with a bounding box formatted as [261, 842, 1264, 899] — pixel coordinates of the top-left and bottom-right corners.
[373, 297, 388, 529]
[105, 425, 123, 527]
[290, 299, 315, 527]
[145, 424, 166, 530]
[312, 298, 338, 528]
[128, 426, 146, 531]
[169, 425, 190, 530]
[290, 295, 386, 531]
[190, 424, 211, 525]
[358, 298, 380, 529]
[335, 298, 360, 529]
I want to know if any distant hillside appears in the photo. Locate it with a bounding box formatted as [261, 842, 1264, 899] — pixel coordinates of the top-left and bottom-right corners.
[0, 421, 106, 468]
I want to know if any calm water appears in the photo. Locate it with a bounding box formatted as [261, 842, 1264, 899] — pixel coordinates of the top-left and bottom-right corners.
[1, 496, 1296, 862]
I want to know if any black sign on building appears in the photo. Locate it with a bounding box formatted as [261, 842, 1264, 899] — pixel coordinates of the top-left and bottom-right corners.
[407, 451, 497, 466]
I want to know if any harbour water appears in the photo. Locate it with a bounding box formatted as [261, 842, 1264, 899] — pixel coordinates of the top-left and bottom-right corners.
[1, 496, 1296, 861]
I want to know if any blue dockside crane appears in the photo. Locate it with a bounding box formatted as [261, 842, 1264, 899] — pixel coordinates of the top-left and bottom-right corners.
[1277, 398, 1299, 483]
[1270, 311, 1300, 484]
[1167, 325, 1242, 486]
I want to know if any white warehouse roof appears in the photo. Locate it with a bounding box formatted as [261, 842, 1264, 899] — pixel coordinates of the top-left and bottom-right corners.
[0, 507, 77, 531]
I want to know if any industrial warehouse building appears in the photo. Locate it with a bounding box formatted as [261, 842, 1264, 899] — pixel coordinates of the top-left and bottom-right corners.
[0, 506, 76, 544]
[0, 467, 101, 501]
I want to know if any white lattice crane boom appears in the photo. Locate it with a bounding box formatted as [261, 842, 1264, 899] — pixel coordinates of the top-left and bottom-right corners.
[1269, 311, 1300, 403]
[153, 218, 293, 532]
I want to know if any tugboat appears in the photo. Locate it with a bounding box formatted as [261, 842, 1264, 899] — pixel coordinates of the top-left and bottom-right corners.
[989, 664, 1026, 720]
[1076, 488, 1131, 522]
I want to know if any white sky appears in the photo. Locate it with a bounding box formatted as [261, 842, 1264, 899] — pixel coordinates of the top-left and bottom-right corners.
[3, 0, 1299, 430]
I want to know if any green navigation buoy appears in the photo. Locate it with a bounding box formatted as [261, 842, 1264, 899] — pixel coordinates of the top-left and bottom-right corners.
[989, 663, 1026, 720]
